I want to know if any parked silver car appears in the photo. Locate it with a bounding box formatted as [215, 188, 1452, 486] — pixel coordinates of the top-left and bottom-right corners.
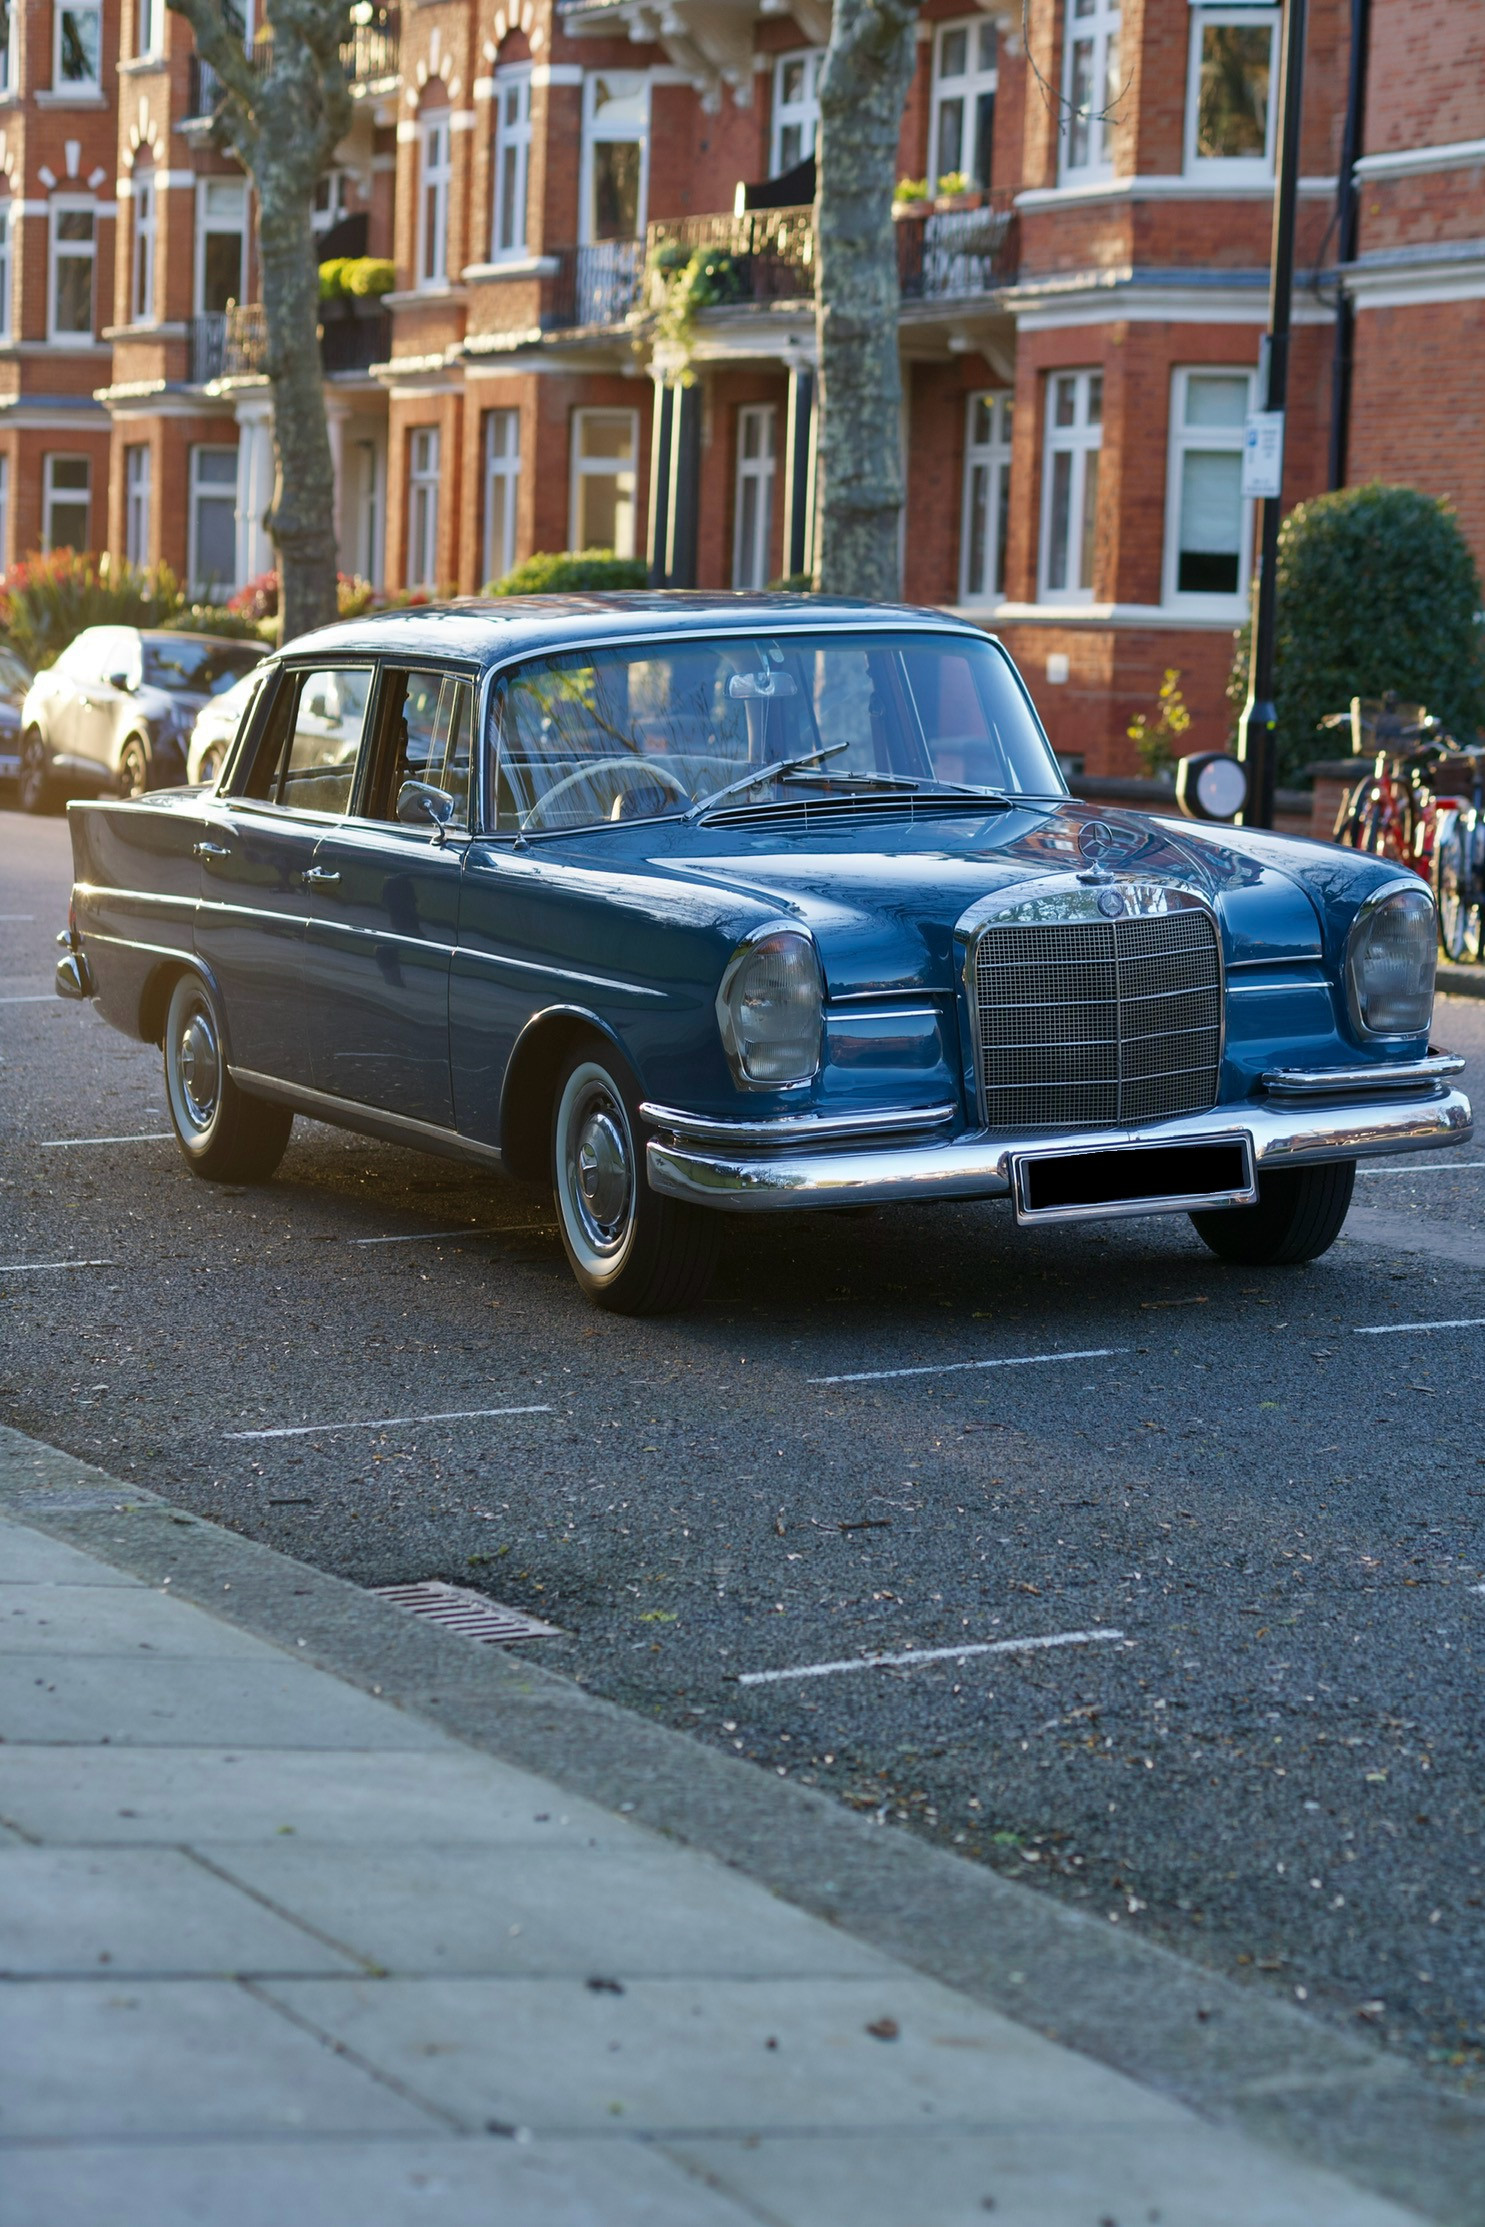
[0, 643, 34, 792]
[19, 626, 265, 811]
[186, 667, 265, 788]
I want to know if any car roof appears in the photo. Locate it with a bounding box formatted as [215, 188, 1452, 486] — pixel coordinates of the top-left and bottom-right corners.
[277, 592, 983, 670]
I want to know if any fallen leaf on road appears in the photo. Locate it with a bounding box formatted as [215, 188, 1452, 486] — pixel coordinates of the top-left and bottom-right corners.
[865, 2017, 899, 2041]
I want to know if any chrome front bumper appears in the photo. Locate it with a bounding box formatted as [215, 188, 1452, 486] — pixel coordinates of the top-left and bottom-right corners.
[642, 1074, 1473, 1216]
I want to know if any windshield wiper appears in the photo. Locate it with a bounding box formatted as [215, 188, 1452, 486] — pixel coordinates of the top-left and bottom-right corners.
[781, 767, 1008, 802]
[687, 739, 850, 820]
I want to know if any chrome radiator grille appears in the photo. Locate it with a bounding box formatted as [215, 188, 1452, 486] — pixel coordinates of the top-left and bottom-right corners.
[971, 906, 1222, 1131]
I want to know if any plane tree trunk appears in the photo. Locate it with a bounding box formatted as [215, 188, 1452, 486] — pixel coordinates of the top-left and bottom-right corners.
[166, 0, 352, 640]
[812, 0, 920, 599]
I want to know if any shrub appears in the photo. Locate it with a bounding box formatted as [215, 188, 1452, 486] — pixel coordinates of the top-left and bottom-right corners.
[1127, 668, 1191, 779]
[1226, 482, 1485, 785]
[487, 550, 650, 596]
[167, 604, 266, 641]
[318, 256, 396, 301]
[226, 570, 380, 626]
[0, 551, 182, 670]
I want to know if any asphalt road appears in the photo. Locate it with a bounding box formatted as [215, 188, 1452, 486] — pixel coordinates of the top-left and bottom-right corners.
[3, 801, 1483, 2096]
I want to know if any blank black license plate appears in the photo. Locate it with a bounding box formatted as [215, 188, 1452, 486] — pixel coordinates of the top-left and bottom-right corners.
[1012, 1136, 1256, 1224]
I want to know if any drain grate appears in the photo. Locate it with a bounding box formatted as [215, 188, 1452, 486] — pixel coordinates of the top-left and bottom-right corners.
[371, 1580, 561, 1645]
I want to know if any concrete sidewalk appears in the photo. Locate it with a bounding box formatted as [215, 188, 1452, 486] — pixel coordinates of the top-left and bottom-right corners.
[0, 1491, 1439, 2226]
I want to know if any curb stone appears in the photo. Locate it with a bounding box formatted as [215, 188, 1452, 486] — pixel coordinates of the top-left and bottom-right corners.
[1, 1422, 1481, 2226]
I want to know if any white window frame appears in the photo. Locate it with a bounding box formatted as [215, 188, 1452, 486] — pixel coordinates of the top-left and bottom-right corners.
[0, 205, 12, 342]
[770, 49, 823, 176]
[491, 64, 533, 261]
[418, 108, 452, 287]
[137, 0, 163, 58]
[1162, 365, 1256, 616]
[569, 407, 639, 558]
[1039, 368, 1102, 601]
[482, 407, 520, 584]
[930, 19, 999, 192]
[960, 390, 1013, 605]
[407, 426, 441, 588]
[0, 4, 13, 93]
[1184, 4, 1280, 182]
[732, 403, 777, 590]
[48, 199, 97, 342]
[580, 73, 650, 245]
[194, 176, 248, 316]
[42, 454, 91, 552]
[54, 0, 103, 87]
[0, 454, 9, 568]
[131, 170, 157, 323]
[124, 443, 151, 567]
[189, 444, 238, 598]
[311, 170, 351, 239]
[1060, 0, 1121, 182]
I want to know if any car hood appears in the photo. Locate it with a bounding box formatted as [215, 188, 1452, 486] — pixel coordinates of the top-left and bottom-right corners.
[641, 800, 1383, 996]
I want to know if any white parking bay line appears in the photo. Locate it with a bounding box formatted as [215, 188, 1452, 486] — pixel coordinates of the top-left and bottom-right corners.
[810, 1345, 1128, 1387]
[739, 1626, 1127, 1688]
[224, 1404, 555, 1441]
[0, 1258, 118, 1274]
[0, 993, 54, 1005]
[40, 1133, 174, 1148]
[1354, 1316, 1485, 1337]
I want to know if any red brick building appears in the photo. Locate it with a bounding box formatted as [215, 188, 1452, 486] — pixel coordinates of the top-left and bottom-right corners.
[0, 0, 1477, 773]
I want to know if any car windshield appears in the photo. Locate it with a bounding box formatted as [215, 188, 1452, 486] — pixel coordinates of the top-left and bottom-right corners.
[488, 630, 1063, 833]
[141, 638, 263, 698]
[0, 646, 31, 697]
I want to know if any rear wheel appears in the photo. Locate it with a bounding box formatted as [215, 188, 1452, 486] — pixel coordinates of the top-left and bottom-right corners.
[118, 735, 150, 800]
[1190, 1160, 1355, 1267]
[18, 730, 56, 814]
[1434, 823, 1483, 962]
[551, 1039, 719, 1313]
[162, 971, 293, 1183]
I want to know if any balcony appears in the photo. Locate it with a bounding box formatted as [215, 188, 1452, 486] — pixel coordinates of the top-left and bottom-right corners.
[182, 7, 398, 116]
[185, 53, 223, 121]
[203, 300, 392, 381]
[544, 241, 646, 332]
[646, 207, 815, 310]
[895, 196, 1019, 302]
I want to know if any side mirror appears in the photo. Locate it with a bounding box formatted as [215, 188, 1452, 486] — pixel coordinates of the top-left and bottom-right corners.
[105, 667, 135, 693]
[396, 779, 457, 840]
[1176, 752, 1247, 824]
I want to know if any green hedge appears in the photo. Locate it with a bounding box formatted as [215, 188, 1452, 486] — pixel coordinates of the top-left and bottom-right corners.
[486, 549, 650, 597]
[1227, 482, 1485, 784]
[318, 257, 396, 301]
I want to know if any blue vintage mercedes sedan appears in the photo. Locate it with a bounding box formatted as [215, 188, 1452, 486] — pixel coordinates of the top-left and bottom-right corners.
[58, 594, 1470, 1311]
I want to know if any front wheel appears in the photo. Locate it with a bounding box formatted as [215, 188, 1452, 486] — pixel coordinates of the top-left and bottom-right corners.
[163, 971, 294, 1183]
[551, 1040, 719, 1313]
[18, 731, 57, 814]
[1190, 1160, 1355, 1267]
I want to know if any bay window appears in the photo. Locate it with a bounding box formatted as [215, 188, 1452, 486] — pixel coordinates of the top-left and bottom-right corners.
[960, 391, 1013, 605]
[196, 178, 247, 314]
[732, 404, 777, 590]
[1061, 0, 1120, 181]
[0, 205, 12, 342]
[1186, 5, 1280, 177]
[570, 409, 637, 557]
[483, 408, 520, 585]
[43, 456, 90, 552]
[931, 20, 998, 191]
[1164, 368, 1254, 608]
[132, 170, 157, 322]
[582, 74, 648, 242]
[56, 0, 102, 86]
[137, 0, 162, 57]
[190, 446, 238, 597]
[492, 66, 532, 259]
[125, 445, 151, 567]
[771, 50, 823, 176]
[1039, 369, 1101, 600]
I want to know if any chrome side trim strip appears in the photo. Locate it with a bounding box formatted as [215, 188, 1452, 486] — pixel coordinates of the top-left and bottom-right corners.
[229, 1068, 506, 1172]
[638, 1100, 959, 1145]
[1261, 1053, 1464, 1097]
[645, 1088, 1474, 1214]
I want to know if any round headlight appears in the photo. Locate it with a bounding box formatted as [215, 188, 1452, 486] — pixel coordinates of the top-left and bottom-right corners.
[1346, 883, 1436, 1037]
[716, 925, 824, 1087]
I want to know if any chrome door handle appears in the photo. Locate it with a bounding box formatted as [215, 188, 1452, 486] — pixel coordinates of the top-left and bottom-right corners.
[192, 840, 230, 861]
[301, 866, 341, 888]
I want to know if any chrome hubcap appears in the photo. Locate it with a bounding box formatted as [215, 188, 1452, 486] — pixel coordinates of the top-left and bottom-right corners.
[178, 1007, 220, 1131]
[567, 1089, 632, 1253]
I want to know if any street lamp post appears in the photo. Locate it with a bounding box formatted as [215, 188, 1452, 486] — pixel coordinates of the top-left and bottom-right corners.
[1237, 0, 1310, 830]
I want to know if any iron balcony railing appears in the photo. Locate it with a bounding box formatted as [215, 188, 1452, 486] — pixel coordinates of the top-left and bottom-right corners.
[185, 6, 398, 114]
[185, 52, 223, 120]
[223, 301, 267, 377]
[645, 206, 815, 309]
[896, 197, 1019, 301]
[544, 239, 646, 330]
[320, 303, 393, 374]
[204, 301, 392, 381]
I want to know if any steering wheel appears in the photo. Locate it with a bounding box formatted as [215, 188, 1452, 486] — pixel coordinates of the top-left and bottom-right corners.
[523, 756, 690, 831]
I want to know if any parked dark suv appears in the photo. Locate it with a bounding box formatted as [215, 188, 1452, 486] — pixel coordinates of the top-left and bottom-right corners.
[19, 626, 265, 811]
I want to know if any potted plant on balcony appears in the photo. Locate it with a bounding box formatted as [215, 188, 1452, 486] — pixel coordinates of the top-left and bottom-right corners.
[933, 170, 976, 211]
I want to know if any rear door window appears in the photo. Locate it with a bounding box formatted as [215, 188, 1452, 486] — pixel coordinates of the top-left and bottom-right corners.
[234, 664, 374, 815]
